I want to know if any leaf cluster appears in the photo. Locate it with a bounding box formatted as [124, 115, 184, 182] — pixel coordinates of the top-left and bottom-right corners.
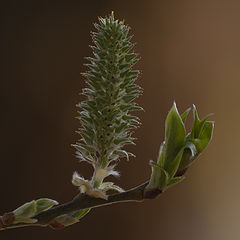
[147, 103, 214, 191]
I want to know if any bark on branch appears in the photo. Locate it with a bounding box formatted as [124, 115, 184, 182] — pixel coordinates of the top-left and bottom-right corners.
[0, 181, 162, 231]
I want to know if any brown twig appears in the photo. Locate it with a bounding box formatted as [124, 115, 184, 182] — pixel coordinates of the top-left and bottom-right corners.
[0, 181, 163, 231]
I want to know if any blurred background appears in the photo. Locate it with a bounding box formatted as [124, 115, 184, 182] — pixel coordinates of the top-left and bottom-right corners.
[1, 0, 239, 239]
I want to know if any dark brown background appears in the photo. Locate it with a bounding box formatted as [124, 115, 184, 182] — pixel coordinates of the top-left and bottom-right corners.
[1, 0, 239, 239]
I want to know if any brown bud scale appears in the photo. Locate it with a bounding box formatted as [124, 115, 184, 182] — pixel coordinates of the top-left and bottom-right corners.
[2, 212, 15, 226]
[49, 220, 65, 230]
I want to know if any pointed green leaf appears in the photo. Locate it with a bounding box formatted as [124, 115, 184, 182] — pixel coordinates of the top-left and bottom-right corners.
[181, 107, 191, 124]
[192, 121, 214, 153]
[164, 103, 186, 170]
[191, 105, 213, 139]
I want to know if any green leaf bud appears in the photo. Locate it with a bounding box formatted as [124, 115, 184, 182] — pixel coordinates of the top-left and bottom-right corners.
[13, 200, 37, 224]
[13, 200, 36, 219]
[35, 198, 58, 215]
[54, 214, 79, 227]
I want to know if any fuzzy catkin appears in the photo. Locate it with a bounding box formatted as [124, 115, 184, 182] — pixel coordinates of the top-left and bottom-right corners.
[73, 13, 142, 169]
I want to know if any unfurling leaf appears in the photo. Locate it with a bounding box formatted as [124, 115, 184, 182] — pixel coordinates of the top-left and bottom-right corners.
[148, 160, 169, 190]
[192, 121, 214, 153]
[35, 198, 58, 215]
